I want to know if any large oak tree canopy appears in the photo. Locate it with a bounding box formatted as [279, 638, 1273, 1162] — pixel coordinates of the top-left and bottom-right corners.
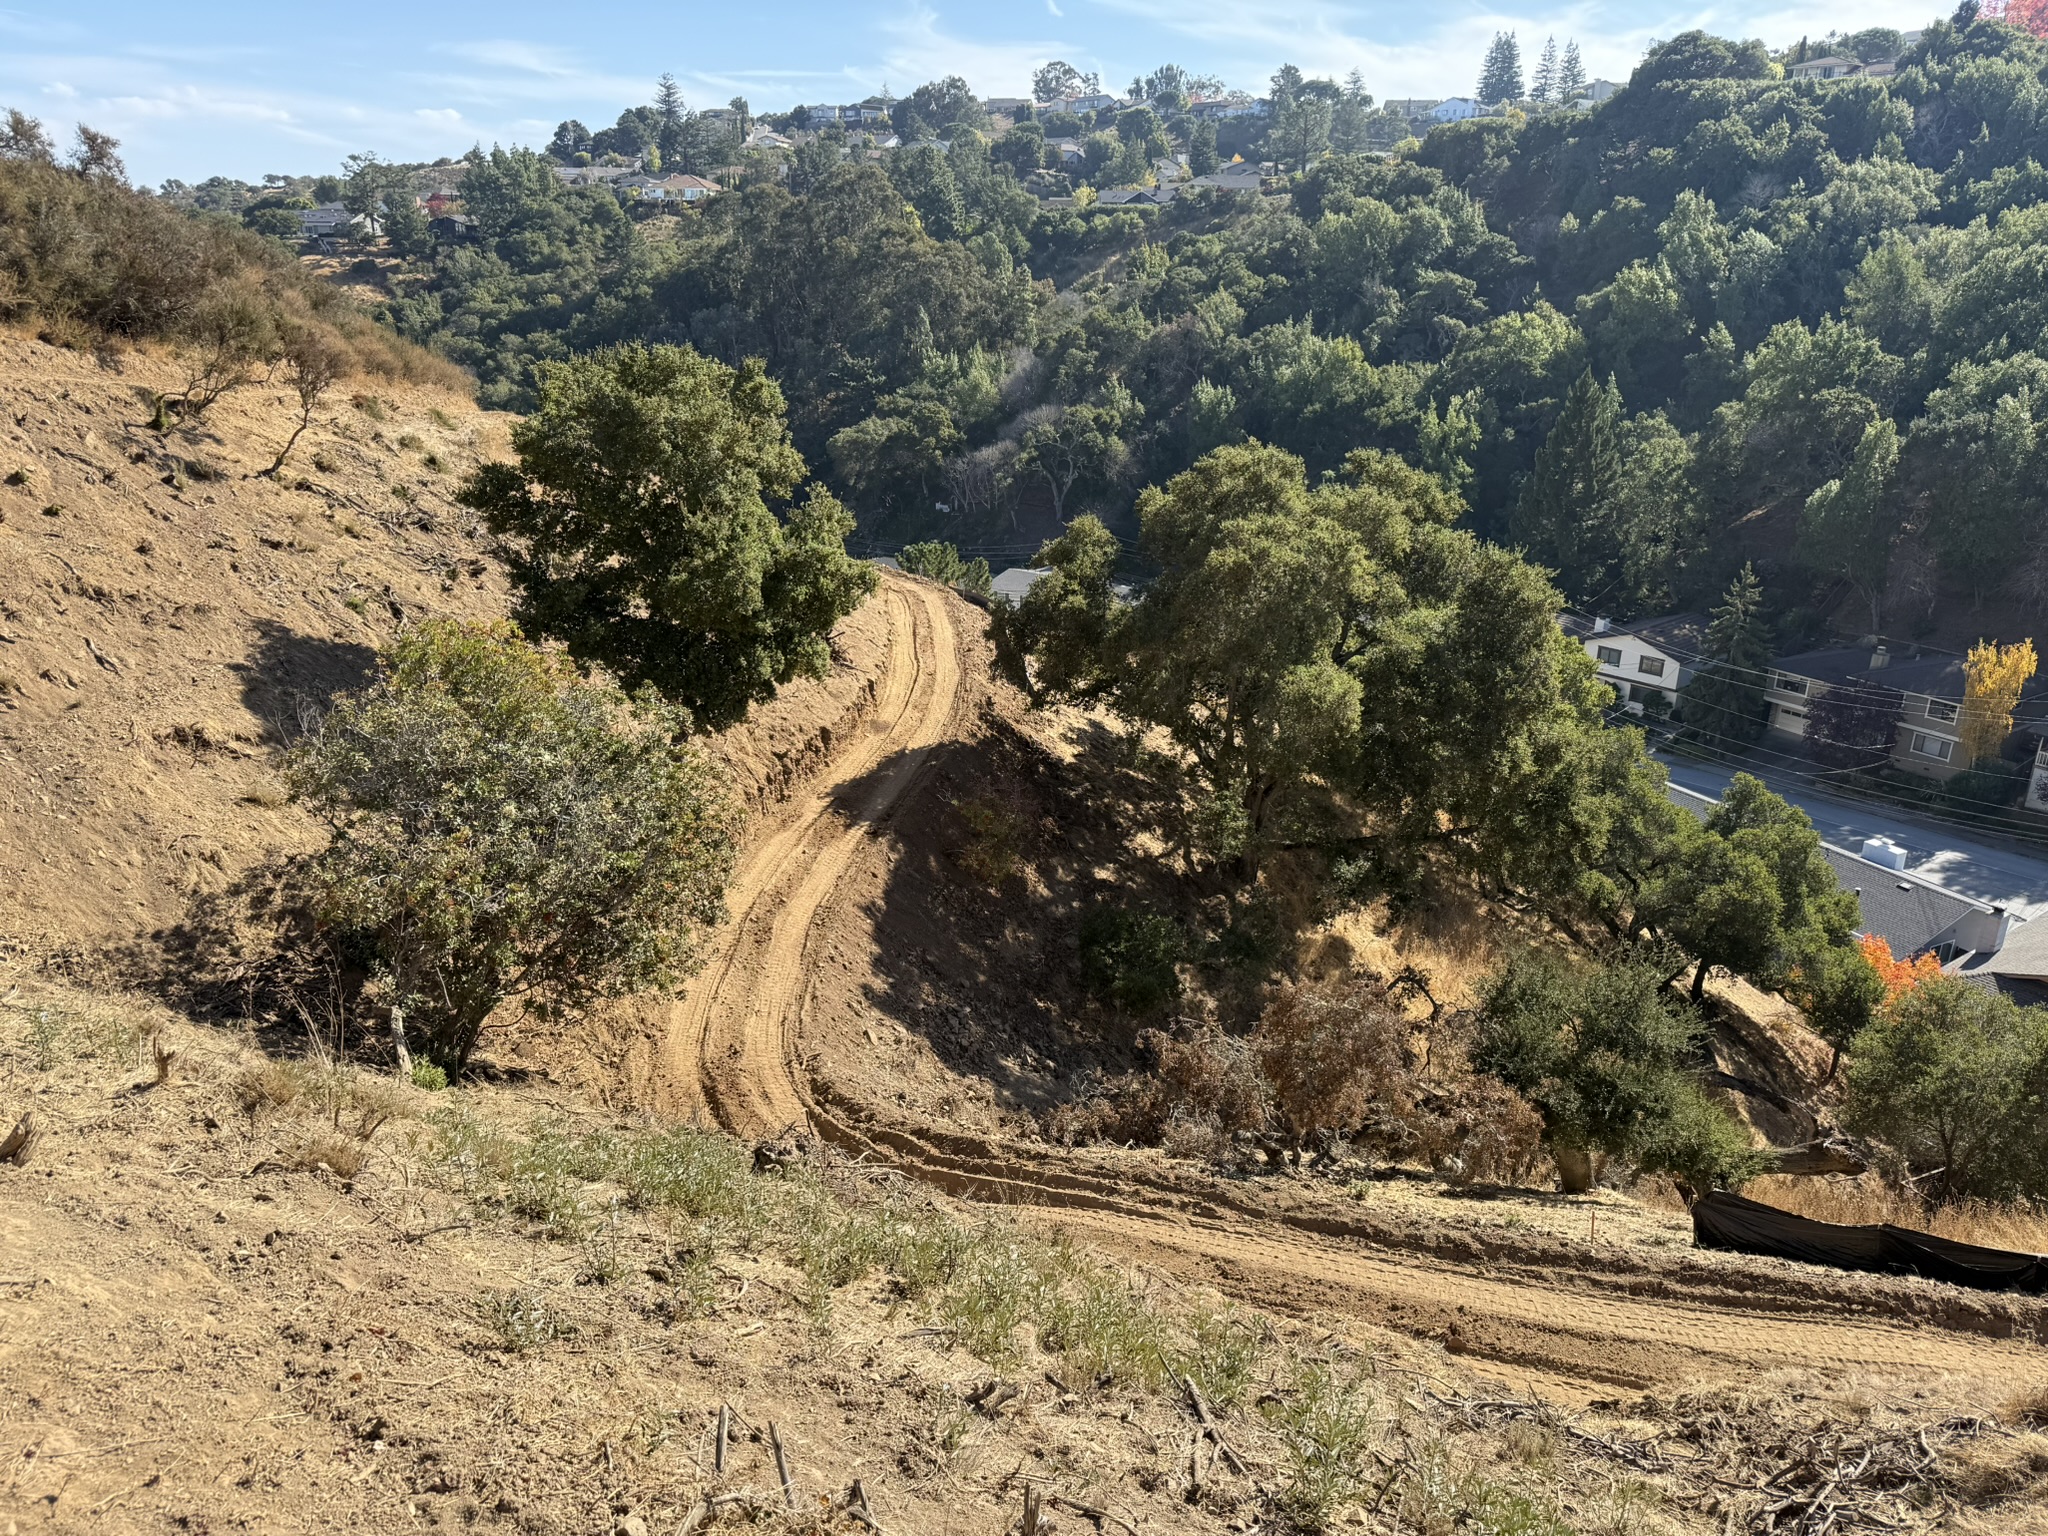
[461, 343, 877, 731]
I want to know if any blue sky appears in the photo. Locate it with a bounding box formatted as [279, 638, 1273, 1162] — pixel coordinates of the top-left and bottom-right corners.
[1, 0, 1949, 187]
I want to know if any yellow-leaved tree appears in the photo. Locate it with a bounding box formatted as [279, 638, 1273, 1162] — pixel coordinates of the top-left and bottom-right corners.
[1958, 638, 2038, 765]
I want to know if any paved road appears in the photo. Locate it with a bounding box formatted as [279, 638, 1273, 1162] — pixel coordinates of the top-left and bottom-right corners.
[1656, 752, 2048, 921]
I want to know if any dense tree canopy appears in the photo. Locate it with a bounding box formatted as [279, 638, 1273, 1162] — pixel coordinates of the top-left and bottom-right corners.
[459, 343, 876, 731]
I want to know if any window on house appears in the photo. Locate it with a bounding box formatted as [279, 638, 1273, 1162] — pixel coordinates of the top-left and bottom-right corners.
[1911, 732, 1954, 762]
[1926, 699, 1959, 723]
[1595, 645, 1622, 667]
[1773, 673, 1808, 695]
[1777, 706, 1808, 722]
[1637, 655, 1666, 677]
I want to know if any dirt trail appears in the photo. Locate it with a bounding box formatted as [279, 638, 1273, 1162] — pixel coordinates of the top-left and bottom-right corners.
[657, 574, 963, 1135]
[659, 581, 2048, 1401]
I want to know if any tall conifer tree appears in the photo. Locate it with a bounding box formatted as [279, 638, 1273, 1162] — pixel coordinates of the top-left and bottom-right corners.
[1557, 41, 1587, 101]
[1514, 369, 1623, 600]
[1478, 33, 1525, 104]
[1533, 37, 1560, 103]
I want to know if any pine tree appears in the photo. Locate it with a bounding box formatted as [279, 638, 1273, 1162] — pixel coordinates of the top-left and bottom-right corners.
[1557, 41, 1586, 102]
[1532, 37, 1559, 103]
[1513, 369, 1622, 599]
[1679, 564, 1772, 746]
[654, 74, 687, 167]
[1477, 33, 1524, 105]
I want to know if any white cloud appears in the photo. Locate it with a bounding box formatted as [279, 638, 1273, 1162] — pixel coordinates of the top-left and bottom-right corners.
[1047, 0, 1063, 16]
[43, 80, 78, 98]
[877, 2, 1078, 99]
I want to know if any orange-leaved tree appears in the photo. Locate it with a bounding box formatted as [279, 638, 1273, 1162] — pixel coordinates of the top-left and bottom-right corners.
[1958, 638, 2037, 765]
[1858, 933, 1942, 1002]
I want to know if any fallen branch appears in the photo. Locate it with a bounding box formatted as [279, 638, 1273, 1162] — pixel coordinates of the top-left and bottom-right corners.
[1182, 1374, 1250, 1478]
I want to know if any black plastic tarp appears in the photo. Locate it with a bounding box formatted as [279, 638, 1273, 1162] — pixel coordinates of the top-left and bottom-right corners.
[1692, 1190, 2048, 1294]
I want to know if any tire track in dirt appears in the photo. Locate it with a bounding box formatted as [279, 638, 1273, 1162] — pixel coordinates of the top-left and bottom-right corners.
[661, 574, 962, 1136]
[664, 581, 2048, 1400]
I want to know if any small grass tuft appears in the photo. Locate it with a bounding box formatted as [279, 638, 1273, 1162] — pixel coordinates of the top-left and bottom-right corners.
[479, 1289, 569, 1353]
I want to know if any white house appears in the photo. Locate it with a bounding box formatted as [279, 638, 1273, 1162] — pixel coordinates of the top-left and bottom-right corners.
[1560, 611, 1707, 713]
[1430, 98, 1481, 122]
[1789, 55, 1862, 80]
[295, 203, 360, 238]
[618, 173, 723, 204]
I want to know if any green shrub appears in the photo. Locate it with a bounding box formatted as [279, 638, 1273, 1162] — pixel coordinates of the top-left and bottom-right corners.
[898, 540, 993, 598]
[289, 619, 739, 1070]
[1078, 903, 1184, 1014]
[409, 1060, 449, 1091]
[1634, 1082, 1773, 1194]
[1269, 1361, 1385, 1530]
[1944, 762, 2026, 810]
[1475, 948, 1729, 1179]
[1842, 977, 2048, 1202]
[479, 1288, 570, 1352]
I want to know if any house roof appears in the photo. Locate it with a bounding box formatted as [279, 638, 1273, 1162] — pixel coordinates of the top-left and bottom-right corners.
[1560, 611, 1708, 658]
[1964, 908, 2048, 977]
[1824, 846, 1996, 957]
[1666, 782, 2000, 959]
[1769, 645, 2048, 719]
[991, 567, 1050, 601]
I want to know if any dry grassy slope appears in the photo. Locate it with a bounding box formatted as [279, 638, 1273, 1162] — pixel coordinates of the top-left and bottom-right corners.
[0, 328, 510, 959]
[0, 326, 890, 966]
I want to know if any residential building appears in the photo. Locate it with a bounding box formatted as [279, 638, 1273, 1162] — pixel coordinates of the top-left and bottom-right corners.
[1560, 611, 1707, 714]
[1951, 913, 2048, 1004]
[799, 102, 890, 128]
[555, 162, 640, 186]
[1188, 96, 1269, 120]
[984, 96, 1032, 118]
[1097, 186, 1176, 206]
[1430, 98, 1481, 122]
[990, 567, 1050, 603]
[1184, 162, 1267, 193]
[619, 173, 723, 204]
[1669, 784, 2020, 964]
[743, 130, 793, 150]
[295, 203, 359, 239]
[1382, 99, 1443, 119]
[428, 213, 476, 242]
[1762, 644, 2048, 782]
[1790, 55, 1859, 80]
[1047, 137, 1087, 167]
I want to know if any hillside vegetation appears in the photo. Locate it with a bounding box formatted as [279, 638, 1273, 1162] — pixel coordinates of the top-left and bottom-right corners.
[304, 19, 2048, 653]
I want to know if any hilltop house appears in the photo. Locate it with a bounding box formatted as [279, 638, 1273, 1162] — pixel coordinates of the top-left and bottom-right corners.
[1790, 54, 1859, 80]
[1567, 80, 1623, 107]
[1188, 96, 1269, 120]
[1184, 162, 1267, 194]
[1430, 98, 1481, 122]
[294, 203, 360, 240]
[619, 173, 722, 204]
[1561, 611, 1707, 714]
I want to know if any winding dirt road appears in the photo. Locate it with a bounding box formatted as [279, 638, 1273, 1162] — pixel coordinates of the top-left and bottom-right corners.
[659, 575, 963, 1137]
[660, 576, 2048, 1400]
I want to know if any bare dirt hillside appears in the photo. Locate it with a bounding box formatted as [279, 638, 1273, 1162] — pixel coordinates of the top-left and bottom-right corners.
[0, 329, 510, 960]
[0, 327, 891, 973]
